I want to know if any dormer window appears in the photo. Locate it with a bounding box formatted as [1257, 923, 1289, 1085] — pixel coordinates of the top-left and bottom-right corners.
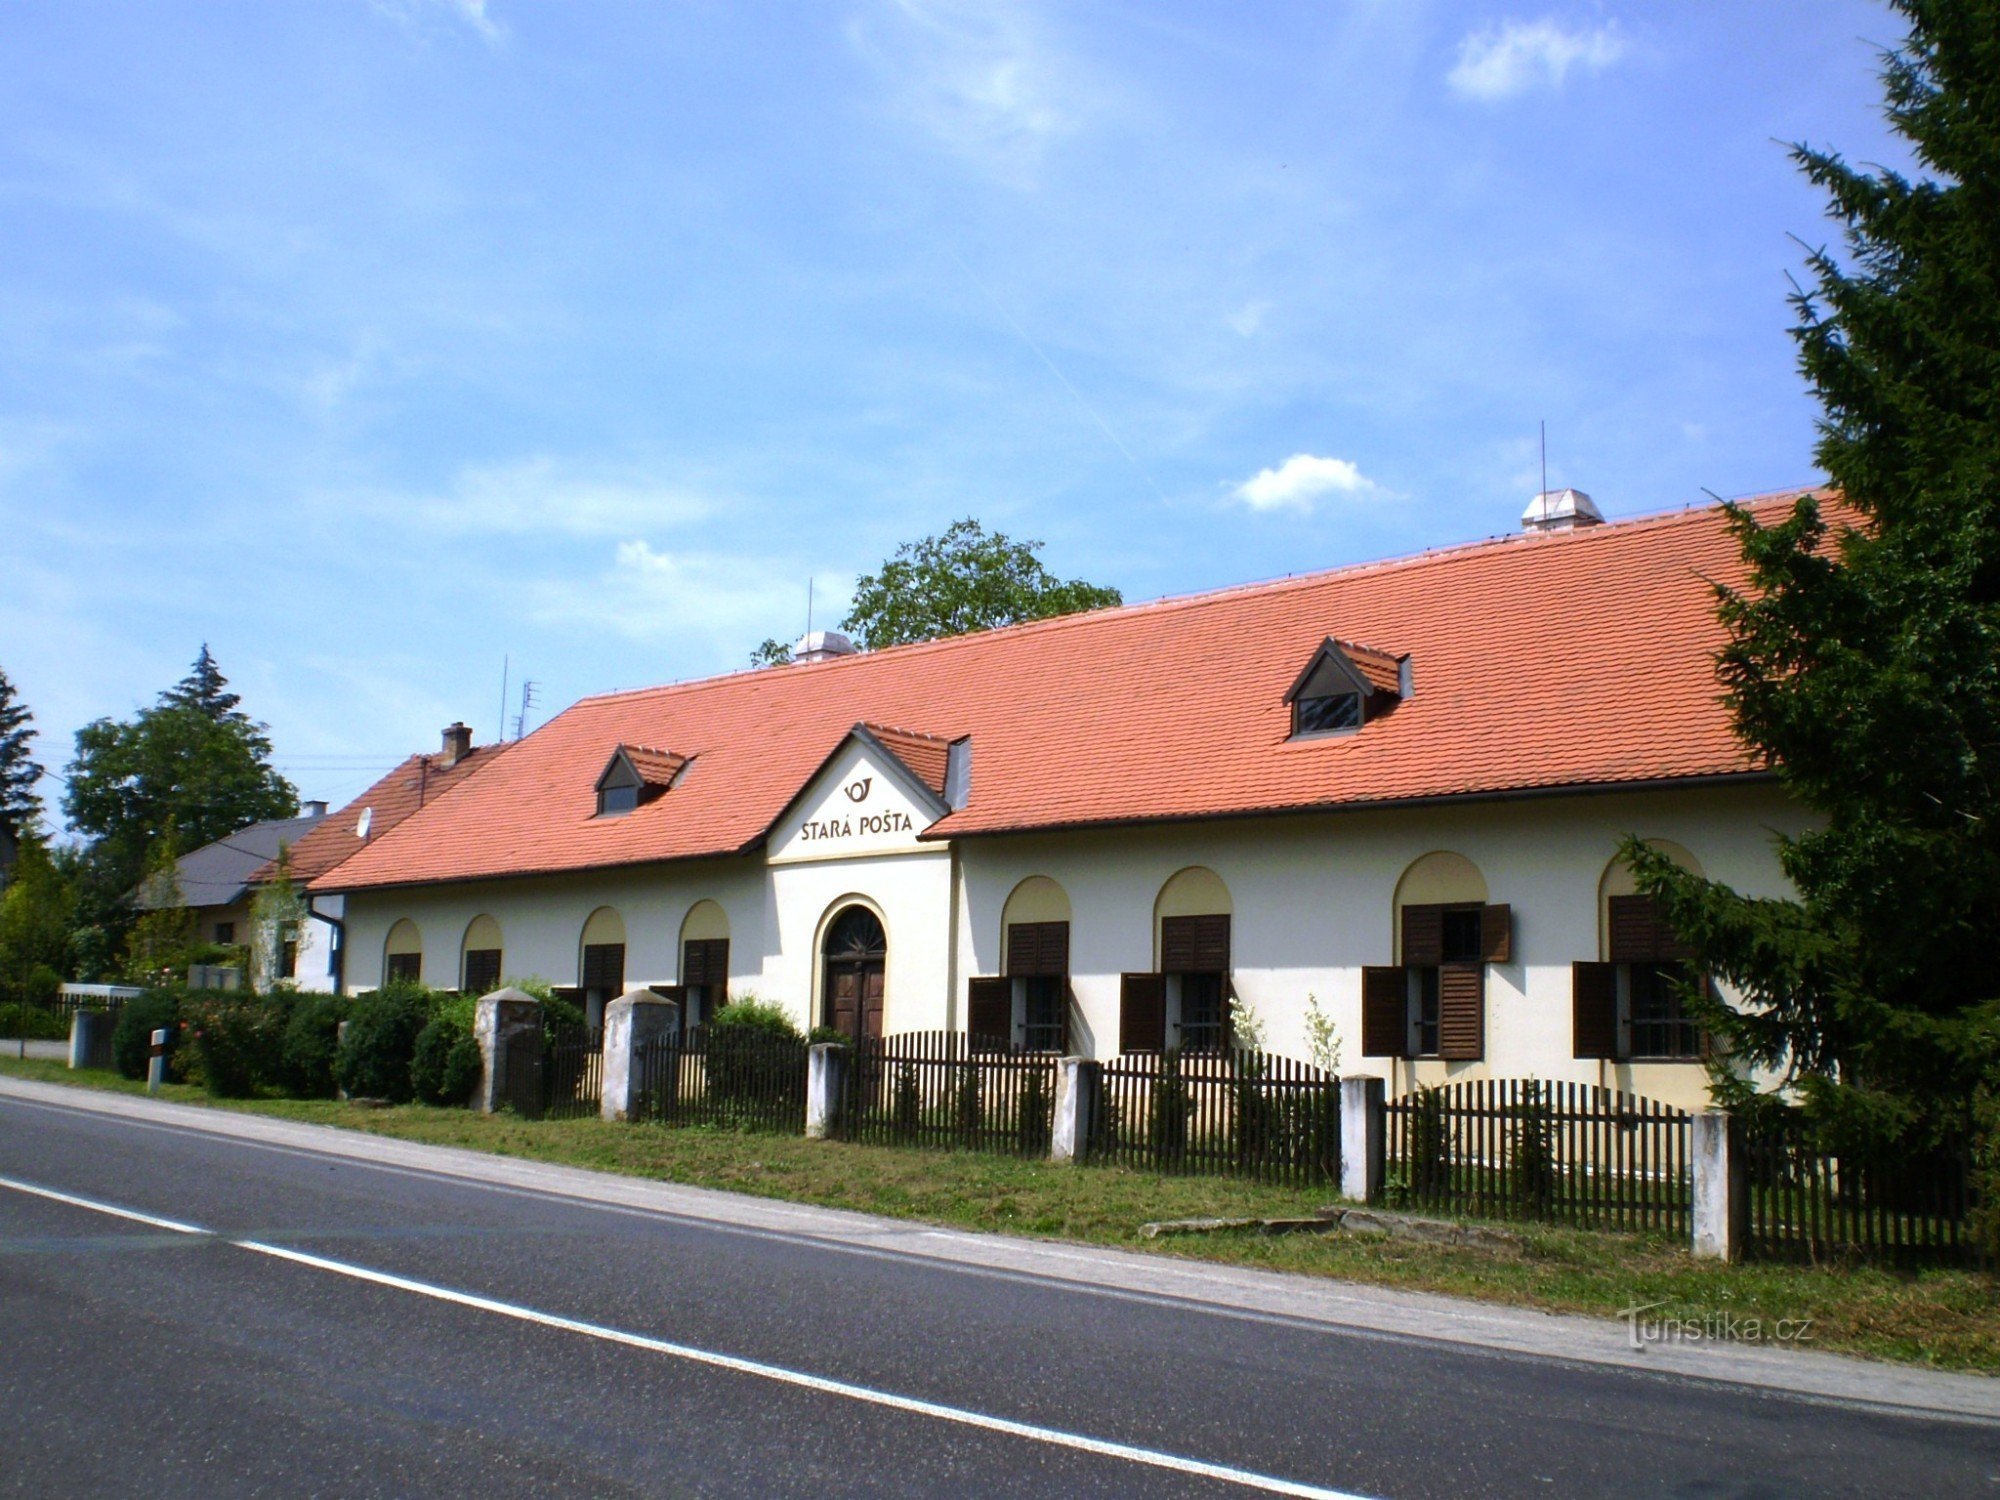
[594, 745, 688, 818]
[1283, 637, 1407, 740]
[1295, 691, 1362, 735]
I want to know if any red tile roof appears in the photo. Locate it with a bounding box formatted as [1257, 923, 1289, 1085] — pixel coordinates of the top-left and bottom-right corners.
[319, 495, 1823, 893]
[616, 745, 690, 789]
[257, 742, 512, 889]
[860, 723, 955, 796]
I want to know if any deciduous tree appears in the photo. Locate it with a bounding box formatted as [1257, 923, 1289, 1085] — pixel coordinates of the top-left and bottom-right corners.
[840, 519, 1121, 649]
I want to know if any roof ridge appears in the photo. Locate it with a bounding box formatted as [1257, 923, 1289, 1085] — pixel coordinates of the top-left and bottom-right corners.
[564, 486, 1823, 711]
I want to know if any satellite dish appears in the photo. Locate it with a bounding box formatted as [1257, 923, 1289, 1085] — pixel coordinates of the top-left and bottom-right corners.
[356, 807, 373, 841]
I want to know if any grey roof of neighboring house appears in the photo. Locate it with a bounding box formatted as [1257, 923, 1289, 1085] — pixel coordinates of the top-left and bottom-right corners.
[134, 813, 327, 911]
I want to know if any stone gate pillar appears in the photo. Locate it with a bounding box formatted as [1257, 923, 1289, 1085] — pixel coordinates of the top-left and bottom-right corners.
[474, 986, 543, 1115]
[602, 987, 680, 1123]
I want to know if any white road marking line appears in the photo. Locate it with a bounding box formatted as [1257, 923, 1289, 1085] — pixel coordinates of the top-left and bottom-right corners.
[0, 1173, 1370, 1500]
[0, 1173, 209, 1236]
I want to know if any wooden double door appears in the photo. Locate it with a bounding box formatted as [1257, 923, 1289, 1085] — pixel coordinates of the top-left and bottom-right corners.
[825, 959, 885, 1043]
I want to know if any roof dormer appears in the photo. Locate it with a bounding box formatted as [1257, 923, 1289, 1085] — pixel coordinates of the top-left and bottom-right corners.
[1283, 638, 1408, 739]
[595, 744, 689, 817]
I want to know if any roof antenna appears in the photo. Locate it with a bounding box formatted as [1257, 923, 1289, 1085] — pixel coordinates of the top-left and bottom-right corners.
[497, 654, 508, 747]
[806, 577, 814, 640]
[1541, 418, 1548, 502]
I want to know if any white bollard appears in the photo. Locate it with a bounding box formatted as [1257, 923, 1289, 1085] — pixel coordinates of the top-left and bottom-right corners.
[147, 1028, 169, 1094]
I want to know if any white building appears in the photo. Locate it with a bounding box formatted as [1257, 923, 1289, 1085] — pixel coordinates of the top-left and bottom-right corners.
[313, 495, 1816, 1111]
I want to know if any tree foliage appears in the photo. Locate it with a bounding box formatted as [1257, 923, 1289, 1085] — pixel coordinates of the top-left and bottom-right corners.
[0, 666, 43, 843]
[1626, 3, 2000, 1145]
[0, 838, 75, 1002]
[63, 647, 297, 904]
[840, 519, 1121, 649]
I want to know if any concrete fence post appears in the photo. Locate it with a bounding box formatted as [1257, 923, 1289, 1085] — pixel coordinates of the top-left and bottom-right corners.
[68, 1010, 112, 1071]
[602, 987, 679, 1123]
[1339, 1076, 1386, 1203]
[1052, 1057, 1101, 1164]
[1692, 1110, 1749, 1261]
[805, 1043, 849, 1140]
[474, 986, 544, 1115]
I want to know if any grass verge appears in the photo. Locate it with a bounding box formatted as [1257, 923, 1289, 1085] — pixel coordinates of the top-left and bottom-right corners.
[3, 1053, 1994, 1373]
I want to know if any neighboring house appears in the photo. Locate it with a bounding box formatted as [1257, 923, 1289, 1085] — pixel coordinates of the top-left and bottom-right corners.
[134, 807, 329, 984]
[313, 493, 1818, 1111]
[247, 723, 510, 993]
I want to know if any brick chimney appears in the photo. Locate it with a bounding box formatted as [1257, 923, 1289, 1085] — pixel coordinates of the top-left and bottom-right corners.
[440, 722, 473, 767]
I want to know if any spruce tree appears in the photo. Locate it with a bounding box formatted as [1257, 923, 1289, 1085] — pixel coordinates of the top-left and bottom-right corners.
[0, 667, 43, 842]
[1626, 2, 2000, 1150]
[162, 644, 243, 722]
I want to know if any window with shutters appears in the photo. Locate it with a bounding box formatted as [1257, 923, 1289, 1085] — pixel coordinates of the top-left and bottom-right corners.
[1005, 920, 1070, 1053]
[386, 951, 421, 984]
[1363, 900, 1508, 1060]
[1159, 913, 1231, 1054]
[681, 937, 729, 1030]
[1574, 896, 1705, 1060]
[462, 947, 502, 996]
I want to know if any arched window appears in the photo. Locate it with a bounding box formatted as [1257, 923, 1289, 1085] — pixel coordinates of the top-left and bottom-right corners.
[981, 877, 1072, 1052]
[384, 919, 423, 985]
[678, 900, 731, 1032]
[1577, 843, 1705, 1062]
[578, 907, 626, 1029]
[1119, 867, 1233, 1054]
[820, 904, 886, 1043]
[461, 915, 503, 995]
[1363, 853, 1507, 1063]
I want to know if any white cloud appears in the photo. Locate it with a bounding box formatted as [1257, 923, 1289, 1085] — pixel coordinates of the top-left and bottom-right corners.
[849, 0, 1084, 186]
[341, 456, 716, 537]
[1226, 300, 1271, 338]
[372, 0, 505, 46]
[1230, 453, 1378, 513]
[528, 540, 851, 650]
[1447, 18, 1625, 102]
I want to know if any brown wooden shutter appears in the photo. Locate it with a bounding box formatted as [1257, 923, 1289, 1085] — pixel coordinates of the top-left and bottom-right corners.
[1401, 904, 1444, 966]
[1480, 904, 1512, 963]
[647, 983, 687, 1005]
[462, 949, 502, 995]
[682, 938, 730, 987]
[1160, 914, 1229, 973]
[1436, 961, 1484, 1060]
[1005, 921, 1069, 977]
[582, 943, 625, 993]
[551, 985, 583, 1007]
[1608, 894, 1692, 963]
[1119, 973, 1166, 1054]
[967, 977, 1012, 1051]
[1361, 966, 1408, 1057]
[1572, 961, 1619, 1059]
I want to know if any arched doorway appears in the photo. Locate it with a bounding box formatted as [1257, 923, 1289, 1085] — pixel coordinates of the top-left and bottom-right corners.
[822, 905, 886, 1043]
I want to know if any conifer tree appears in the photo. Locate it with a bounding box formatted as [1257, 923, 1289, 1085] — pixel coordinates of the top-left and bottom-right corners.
[1626, 3, 2000, 1154]
[0, 667, 44, 843]
[161, 644, 243, 722]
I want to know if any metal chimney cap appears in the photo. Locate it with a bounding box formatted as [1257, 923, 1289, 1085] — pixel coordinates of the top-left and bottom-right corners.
[793, 630, 859, 664]
[1521, 488, 1605, 532]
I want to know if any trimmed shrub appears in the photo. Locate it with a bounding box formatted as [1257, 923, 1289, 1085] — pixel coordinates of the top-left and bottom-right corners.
[278, 994, 347, 1098]
[0, 1001, 67, 1040]
[707, 998, 802, 1042]
[334, 984, 430, 1102]
[113, 990, 182, 1080]
[184, 994, 289, 1099]
[410, 1015, 480, 1107]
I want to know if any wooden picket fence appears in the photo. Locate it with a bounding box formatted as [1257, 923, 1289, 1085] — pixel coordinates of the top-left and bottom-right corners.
[1086, 1049, 1339, 1188]
[1384, 1079, 1692, 1236]
[838, 1031, 1057, 1156]
[1744, 1110, 1981, 1266]
[634, 1025, 808, 1135]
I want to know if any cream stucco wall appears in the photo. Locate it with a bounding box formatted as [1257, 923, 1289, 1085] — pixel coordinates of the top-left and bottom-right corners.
[342, 778, 1805, 1112]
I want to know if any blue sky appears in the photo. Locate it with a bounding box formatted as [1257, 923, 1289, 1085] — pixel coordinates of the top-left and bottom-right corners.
[2, 1, 1908, 820]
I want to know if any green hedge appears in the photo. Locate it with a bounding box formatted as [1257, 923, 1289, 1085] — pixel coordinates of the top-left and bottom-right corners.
[334, 984, 431, 1103]
[113, 991, 183, 1080]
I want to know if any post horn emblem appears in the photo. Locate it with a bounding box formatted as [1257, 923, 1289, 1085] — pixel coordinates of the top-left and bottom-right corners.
[844, 777, 872, 803]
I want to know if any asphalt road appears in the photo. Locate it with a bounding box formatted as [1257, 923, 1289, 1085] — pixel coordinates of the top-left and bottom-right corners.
[1, 1093, 1996, 1499]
